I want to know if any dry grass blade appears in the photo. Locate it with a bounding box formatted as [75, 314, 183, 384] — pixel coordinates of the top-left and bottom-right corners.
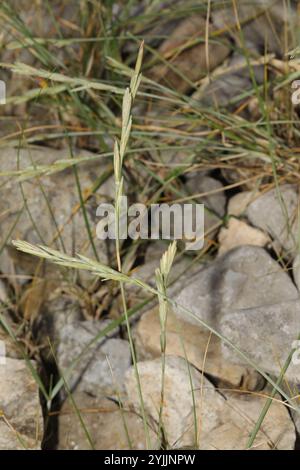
[0, 62, 124, 95]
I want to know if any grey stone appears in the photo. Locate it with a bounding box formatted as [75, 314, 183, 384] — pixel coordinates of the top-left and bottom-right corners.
[212, 1, 297, 58]
[57, 320, 131, 397]
[219, 300, 300, 382]
[125, 356, 295, 450]
[0, 283, 18, 359]
[173, 245, 298, 326]
[246, 185, 299, 254]
[228, 191, 257, 217]
[125, 356, 223, 447]
[149, 14, 230, 94]
[185, 175, 226, 217]
[199, 390, 296, 450]
[34, 291, 83, 363]
[0, 1, 83, 129]
[0, 328, 23, 360]
[58, 391, 159, 450]
[197, 57, 265, 109]
[241, 2, 297, 58]
[290, 404, 300, 440]
[293, 253, 300, 291]
[0, 357, 43, 450]
[181, 175, 225, 251]
[218, 217, 270, 256]
[0, 280, 9, 305]
[0, 147, 114, 285]
[134, 306, 264, 391]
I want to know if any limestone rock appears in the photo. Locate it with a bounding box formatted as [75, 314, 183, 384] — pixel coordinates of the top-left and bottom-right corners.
[58, 391, 158, 450]
[134, 307, 264, 391]
[149, 15, 230, 94]
[0, 357, 43, 449]
[173, 245, 298, 326]
[57, 320, 131, 397]
[246, 185, 299, 254]
[185, 175, 226, 217]
[293, 253, 300, 291]
[228, 191, 259, 217]
[125, 356, 223, 448]
[199, 391, 296, 450]
[125, 356, 295, 450]
[0, 147, 114, 285]
[219, 300, 300, 383]
[34, 291, 83, 363]
[0, 329, 23, 360]
[218, 218, 270, 256]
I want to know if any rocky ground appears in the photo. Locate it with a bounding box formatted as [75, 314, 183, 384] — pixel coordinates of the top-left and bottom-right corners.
[1, 0, 300, 451]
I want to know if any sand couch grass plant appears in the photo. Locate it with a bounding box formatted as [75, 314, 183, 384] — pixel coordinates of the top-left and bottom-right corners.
[1, 0, 300, 450]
